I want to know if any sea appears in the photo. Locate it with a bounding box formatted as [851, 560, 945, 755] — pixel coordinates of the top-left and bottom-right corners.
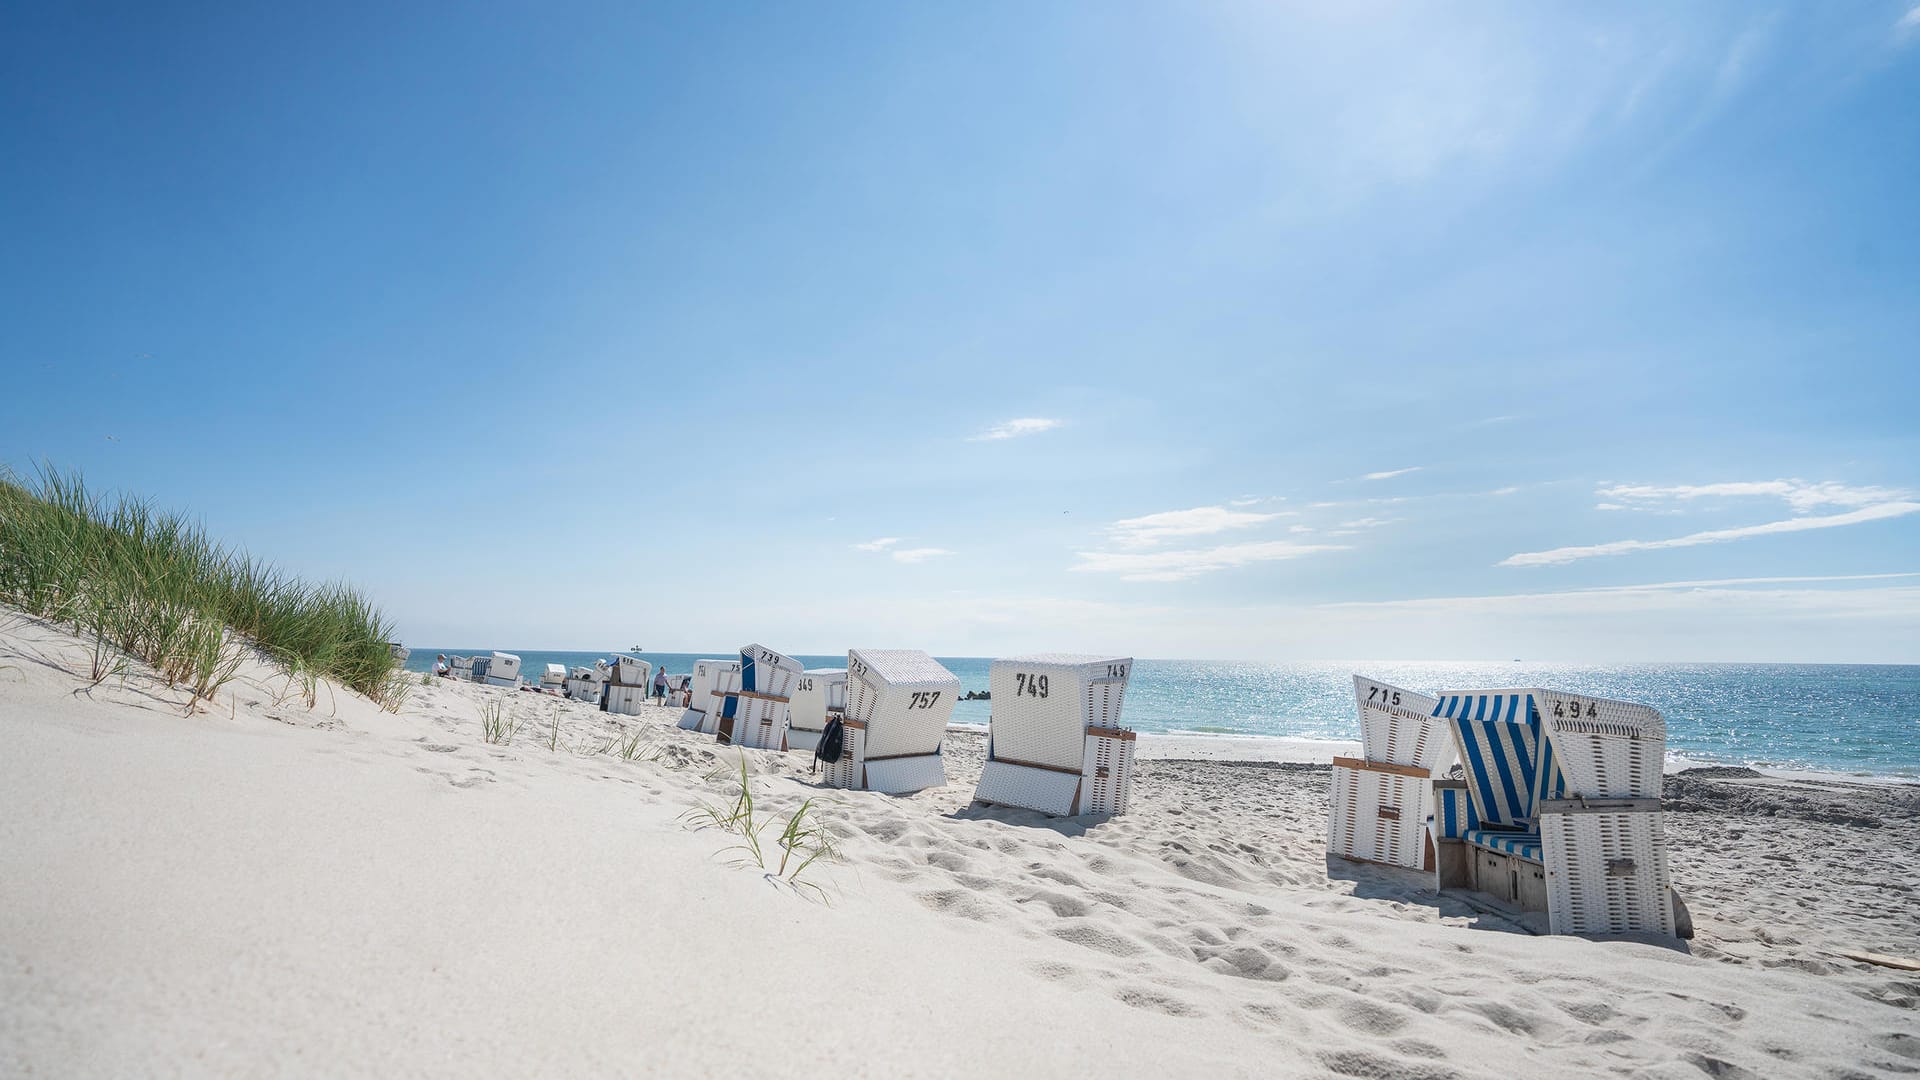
[402, 651, 1920, 780]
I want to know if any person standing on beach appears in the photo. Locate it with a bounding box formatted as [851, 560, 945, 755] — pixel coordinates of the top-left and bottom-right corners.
[653, 665, 668, 704]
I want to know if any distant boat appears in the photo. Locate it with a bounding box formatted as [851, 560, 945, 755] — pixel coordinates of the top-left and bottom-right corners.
[631, 645, 644, 653]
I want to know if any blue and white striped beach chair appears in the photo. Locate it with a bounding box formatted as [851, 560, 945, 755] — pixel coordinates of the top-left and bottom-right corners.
[1429, 689, 1680, 937]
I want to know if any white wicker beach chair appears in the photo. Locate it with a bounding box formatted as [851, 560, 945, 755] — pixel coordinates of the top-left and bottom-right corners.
[716, 644, 802, 750]
[563, 665, 605, 705]
[1428, 688, 1678, 937]
[449, 655, 476, 681]
[483, 652, 522, 688]
[973, 654, 1136, 816]
[1328, 677, 1446, 871]
[605, 654, 652, 715]
[539, 663, 566, 691]
[820, 649, 959, 794]
[677, 658, 738, 731]
[786, 668, 847, 754]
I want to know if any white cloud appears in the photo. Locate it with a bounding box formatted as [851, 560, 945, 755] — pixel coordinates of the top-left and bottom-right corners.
[1595, 503, 1628, 511]
[969, 417, 1063, 442]
[1338, 516, 1397, 530]
[1501, 502, 1920, 567]
[1895, 4, 1920, 41]
[854, 537, 901, 552]
[1106, 505, 1290, 549]
[1070, 540, 1348, 583]
[1289, 524, 1315, 534]
[1596, 479, 1911, 514]
[1363, 466, 1423, 481]
[890, 547, 953, 564]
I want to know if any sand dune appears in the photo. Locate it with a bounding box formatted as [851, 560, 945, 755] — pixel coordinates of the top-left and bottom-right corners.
[2, 612, 1915, 1078]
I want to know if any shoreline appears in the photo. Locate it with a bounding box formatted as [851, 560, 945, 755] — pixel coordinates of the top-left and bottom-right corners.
[947, 722, 1920, 784]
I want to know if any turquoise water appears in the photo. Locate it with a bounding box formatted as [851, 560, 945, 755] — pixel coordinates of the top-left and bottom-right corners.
[405, 650, 1920, 779]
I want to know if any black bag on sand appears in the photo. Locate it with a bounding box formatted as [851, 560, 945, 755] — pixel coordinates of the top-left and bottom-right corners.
[813, 716, 846, 774]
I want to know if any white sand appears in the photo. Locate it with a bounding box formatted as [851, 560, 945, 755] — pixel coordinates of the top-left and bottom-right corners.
[3, 611, 1916, 1078]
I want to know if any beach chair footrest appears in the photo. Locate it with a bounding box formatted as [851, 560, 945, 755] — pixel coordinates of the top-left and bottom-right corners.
[976, 760, 1082, 815]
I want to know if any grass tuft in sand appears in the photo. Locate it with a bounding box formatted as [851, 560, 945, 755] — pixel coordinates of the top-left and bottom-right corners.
[0, 465, 403, 708]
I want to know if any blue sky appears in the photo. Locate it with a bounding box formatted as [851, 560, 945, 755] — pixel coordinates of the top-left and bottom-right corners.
[4, 2, 1918, 661]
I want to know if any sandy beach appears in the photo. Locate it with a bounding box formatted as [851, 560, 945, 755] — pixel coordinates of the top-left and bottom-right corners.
[3, 612, 1916, 1078]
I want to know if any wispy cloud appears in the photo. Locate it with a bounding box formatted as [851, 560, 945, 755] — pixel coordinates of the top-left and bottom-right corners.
[1596, 479, 1911, 514]
[1900, 4, 1920, 42]
[1106, 505, 1291, 549]
[1322, 576, 1920, 621]
[853, 537, 901, 552]
[969, 417, 1063, 442]
[1501, 502, 1920, 567]
[890, 547, 954, 564]
[1339, 517, 1397, 530]
[1363, 466, 1423, 481]
[1071, 540, 1347, 583]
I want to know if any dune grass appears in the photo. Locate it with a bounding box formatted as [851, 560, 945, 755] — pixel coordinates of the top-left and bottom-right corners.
[0, 464, 404, 709]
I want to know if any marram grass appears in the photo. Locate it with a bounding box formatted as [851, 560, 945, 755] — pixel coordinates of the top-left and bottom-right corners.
[0, 465, 404, 709]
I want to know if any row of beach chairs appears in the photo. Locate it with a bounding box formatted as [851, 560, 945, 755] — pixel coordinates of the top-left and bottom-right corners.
[672, 645, 1138, 815]
[1328, 675, 1682, 938]
[449, 644, 1678, 939]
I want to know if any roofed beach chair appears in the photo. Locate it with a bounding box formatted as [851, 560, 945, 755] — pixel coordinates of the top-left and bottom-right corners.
[1429, 688, 1680, 937]
[563, 665, 606, 705]
[482, 651, 522, 688]
[820, 649, 959, 794]
[973, 654, 1136, 816]
[716, 644, 802, 750]
[1328, 676, 1447, 871]
[604, 654, 652, 715]
[449, 655, 476, 681]
[539, 663, 566, 692]
[677, 658, 739, 731]
[786, 668, 847, 754]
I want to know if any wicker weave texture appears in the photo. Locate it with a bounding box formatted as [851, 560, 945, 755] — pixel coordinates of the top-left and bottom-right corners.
[863, 754, 947, 795]
[846, 649, 959, 761]
[1541, 808, 1674, 936]
[563, 677, 602, 704]
[1328, 764, 1429, 870]
[683, 659, 738, 729]
[1538, 692, 1666, 799]
[818, 727, 864, 789]
[739, 644, 802, 699]
[788, 669, 848, 734]
[605, 684, 650, 716]
[988, 655, 1133, 772]
[1081, 732, 1135, 815]
[975, 761, 1080, 815]
[723, 695, 789, 751]
[1351, 675, 1449, 772]
[611, 654, 649, 688]
[786, 728, 822, 753]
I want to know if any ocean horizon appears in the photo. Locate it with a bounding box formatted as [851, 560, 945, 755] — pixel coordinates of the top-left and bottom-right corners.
[405, 649, 1920, 780]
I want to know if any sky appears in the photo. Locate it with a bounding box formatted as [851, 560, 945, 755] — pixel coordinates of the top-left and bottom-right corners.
[3, 2, 1919, 662]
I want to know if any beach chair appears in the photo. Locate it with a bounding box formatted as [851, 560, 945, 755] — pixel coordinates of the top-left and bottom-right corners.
[820, 649, 959, 794]
[1328, 677, 1447, 871]
[483, 651, 522, 687]
[716, 644, 802, 750]
[604, 654, 652, 715]
[786, 668, 847, 754]
[1428, 688, 1678, 937]
[539, 663, 566, 692]
[973, 654, 1136, 816]
[449, 655, 476, 681]
[563, 665, 605, 705]
[678, 658, 740, 733]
